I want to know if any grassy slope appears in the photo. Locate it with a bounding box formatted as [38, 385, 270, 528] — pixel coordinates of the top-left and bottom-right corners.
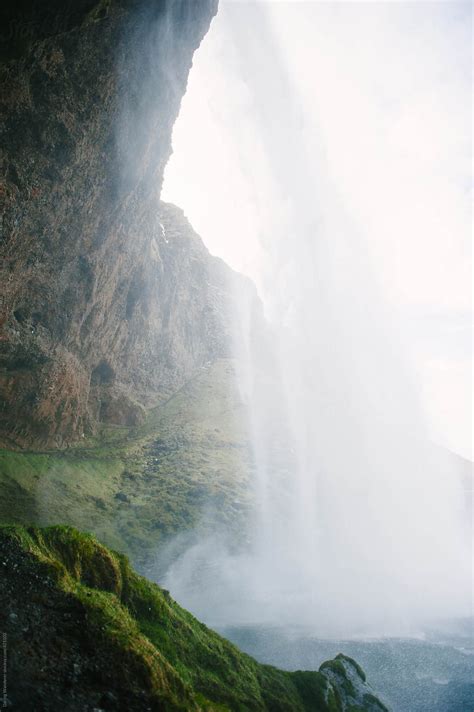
[0, 524, 388, 711]
[0, 360, 254, 566]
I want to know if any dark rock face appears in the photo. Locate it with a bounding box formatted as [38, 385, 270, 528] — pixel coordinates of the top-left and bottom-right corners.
[0, 0, 231, 447]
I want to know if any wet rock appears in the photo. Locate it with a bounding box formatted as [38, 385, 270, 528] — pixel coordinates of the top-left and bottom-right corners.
[0, 0, 221, 449]
[114, 492, 129, 503]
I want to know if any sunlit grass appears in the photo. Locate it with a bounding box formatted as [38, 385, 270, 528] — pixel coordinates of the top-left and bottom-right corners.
[0, 360, 254, 566]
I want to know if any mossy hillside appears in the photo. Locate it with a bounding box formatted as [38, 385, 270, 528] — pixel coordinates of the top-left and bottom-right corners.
[0, 449, 126, 550]
[0, 360, 254, 565]
[0, 525, 386, 711]
[1, 525, 200, 710]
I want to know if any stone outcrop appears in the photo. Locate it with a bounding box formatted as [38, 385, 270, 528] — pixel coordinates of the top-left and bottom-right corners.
[0, 0, 241, 448]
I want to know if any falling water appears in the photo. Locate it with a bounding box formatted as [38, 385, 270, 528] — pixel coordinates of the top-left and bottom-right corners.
[162, 1, 472, 637]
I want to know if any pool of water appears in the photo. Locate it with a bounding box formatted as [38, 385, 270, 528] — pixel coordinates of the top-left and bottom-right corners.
[217, 620, 474, 711]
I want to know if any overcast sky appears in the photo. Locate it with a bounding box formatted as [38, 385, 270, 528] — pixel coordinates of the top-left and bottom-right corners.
[163, 0, 472, 460]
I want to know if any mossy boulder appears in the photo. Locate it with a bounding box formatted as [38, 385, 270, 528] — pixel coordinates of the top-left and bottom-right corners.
[0, 525, 388, 711]
[320, 656, 389, 712]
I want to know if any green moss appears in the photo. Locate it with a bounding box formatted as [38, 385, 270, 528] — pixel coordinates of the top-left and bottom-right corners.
[336, 654, 366, 682]
[0, 360, 254, 566]
[319, 658, 356, 699]
[290, 670, 338, 711]
[0, 524, 383, 711]
[320, 659, 346, 676]
[363, 694, 389, 711]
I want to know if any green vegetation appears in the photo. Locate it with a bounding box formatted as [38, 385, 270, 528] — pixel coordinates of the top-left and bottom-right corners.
[0, 524, 384, 711]
[0, 360, 254, 566]
[363, 695, 389, 712]
[319, 655, 388, 712]
[0, 362, 388, 710]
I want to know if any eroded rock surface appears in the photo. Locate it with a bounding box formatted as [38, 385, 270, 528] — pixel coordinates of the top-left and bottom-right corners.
[0, 0, 250, 448]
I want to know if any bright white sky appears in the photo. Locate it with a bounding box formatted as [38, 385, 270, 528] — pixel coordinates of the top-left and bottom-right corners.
[163, 0, 472, 460]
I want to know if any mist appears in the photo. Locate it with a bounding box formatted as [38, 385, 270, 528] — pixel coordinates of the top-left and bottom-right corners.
[162, 1, 472, 637]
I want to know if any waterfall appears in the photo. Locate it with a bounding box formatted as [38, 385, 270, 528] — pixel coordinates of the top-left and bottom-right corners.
[162, 0, 472, 637]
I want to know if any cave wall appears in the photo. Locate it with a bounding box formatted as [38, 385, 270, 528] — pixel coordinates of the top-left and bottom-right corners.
[0, 0, 232, 447]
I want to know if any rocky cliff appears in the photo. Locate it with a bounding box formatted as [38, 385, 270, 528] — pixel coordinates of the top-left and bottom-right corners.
[0, 0, 254, 449]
